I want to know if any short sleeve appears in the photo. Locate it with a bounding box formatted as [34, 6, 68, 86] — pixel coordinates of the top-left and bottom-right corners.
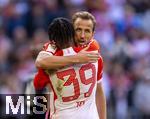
[43, 42, 57, 55]
[34, 69, 50, 90]
[36, 43, 58, 59]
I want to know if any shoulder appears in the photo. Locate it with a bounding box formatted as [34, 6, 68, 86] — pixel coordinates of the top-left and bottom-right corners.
[42, 42, 58, 55]
[87, 39, 100, 51]
[43, 42, 57, 53]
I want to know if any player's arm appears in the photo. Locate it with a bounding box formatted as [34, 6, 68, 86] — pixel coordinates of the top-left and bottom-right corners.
[33, 69, 50, 90]
[96, 82, 107, 119]
[35, 50, 100, 70]
[96, 57, 107, 119]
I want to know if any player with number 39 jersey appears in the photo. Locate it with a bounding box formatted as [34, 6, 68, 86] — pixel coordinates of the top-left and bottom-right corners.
[34, 39, 103, 119]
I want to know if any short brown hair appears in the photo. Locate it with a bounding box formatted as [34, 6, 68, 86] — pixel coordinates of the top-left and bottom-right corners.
[72, 11, 96, 31]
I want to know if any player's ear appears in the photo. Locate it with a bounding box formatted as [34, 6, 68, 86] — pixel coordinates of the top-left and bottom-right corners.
[90, 31, 94, 42]
[92, 31, 95, 38]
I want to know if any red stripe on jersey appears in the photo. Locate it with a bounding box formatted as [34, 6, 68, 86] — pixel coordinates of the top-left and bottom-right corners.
[97, 56, 103, 81]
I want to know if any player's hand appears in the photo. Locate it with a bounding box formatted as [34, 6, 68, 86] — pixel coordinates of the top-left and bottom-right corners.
[75, 51, 100, 63]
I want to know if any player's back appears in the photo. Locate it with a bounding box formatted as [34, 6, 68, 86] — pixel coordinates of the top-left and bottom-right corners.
[46, 41, 100, 119]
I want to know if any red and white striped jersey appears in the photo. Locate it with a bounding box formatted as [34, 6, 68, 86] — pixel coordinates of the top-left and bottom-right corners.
[34, 39, 103, 119]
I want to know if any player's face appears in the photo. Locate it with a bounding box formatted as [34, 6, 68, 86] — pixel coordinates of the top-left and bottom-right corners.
[74, 18, 94, 47]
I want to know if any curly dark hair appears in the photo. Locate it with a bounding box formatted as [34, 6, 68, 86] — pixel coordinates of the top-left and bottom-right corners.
[48, 17, 75, 49]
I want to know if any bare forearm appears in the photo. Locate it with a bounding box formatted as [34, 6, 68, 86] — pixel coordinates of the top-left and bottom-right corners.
[35, 50, 100, 70]
[96, 83, 107, 119]
[35, 55, 79, 69]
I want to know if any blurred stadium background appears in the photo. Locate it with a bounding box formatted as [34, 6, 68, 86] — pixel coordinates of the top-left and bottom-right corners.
[0, 0, 150, 119]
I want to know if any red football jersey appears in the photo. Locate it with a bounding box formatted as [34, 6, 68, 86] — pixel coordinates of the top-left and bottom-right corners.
[33, 39, 103, 119]
[34, 39, 103, 90]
